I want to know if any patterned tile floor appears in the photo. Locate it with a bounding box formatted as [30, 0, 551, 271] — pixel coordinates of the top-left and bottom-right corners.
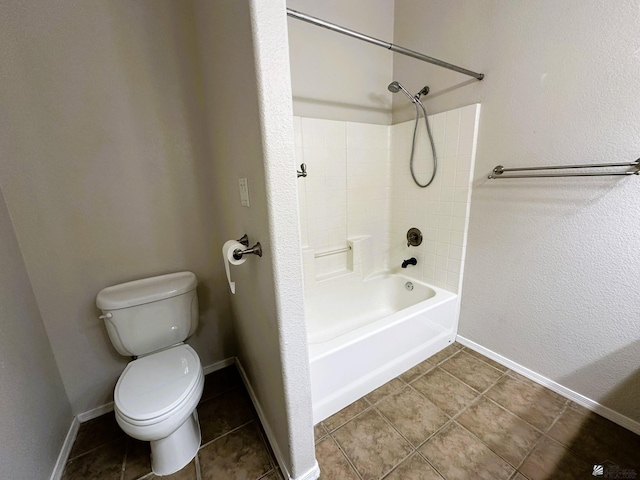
[62, 343, 640, 480]
[314, 343, 640, 480]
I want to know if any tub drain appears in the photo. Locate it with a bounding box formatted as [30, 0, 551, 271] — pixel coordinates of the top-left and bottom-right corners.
[405, 281, 414, 291]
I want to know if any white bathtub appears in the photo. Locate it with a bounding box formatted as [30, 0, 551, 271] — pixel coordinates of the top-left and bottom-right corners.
[306, 272, 458, 423]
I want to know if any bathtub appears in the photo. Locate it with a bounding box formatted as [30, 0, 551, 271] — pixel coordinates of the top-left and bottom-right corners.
[306, 272, 458, 424]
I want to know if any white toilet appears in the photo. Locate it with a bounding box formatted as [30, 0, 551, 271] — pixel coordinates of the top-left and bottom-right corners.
[96, 271, 204, 476]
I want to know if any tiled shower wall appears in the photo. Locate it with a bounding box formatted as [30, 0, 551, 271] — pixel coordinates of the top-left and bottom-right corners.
[389, 104, 480, 293]
[294, 104, 479, 292]
[294, 117, 390, 278]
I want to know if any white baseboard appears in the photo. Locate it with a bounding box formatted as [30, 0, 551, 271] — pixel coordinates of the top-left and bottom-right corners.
[49, 416, 80, 480]
[235, 358, 319, 480]
[456, 335, 640, 436]
[202, 357, 235, 376]
[77, 402, 114, 423]
[294, 462, 321, 480]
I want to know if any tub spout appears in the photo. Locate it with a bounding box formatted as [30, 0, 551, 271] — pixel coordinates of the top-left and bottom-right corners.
[402, 257, 417, 268]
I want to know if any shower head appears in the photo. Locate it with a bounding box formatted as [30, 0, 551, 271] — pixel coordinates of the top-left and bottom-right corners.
[387, 81, 401, 93]
[388, 81, 417, 103]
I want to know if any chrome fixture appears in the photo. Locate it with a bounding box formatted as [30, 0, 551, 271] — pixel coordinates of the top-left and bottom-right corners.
[389, 80, 438, 188]
[387, 81, 414, 101]
[287, 9, 484, 80]
[236, 234, 249, 247]
[297, 163, 307, 178]
[233, 242, 262, 260]
[406, 228, 423, 247]
[488, 158, 640, 179]
[405, 282, 414, 291]
[401, 257, 417, 268]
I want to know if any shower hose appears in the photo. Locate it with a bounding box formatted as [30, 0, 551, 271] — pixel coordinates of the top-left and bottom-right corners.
[409, 99, 438, 188]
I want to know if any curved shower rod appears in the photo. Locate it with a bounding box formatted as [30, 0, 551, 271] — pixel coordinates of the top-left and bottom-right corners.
[287, 8, 484, 81]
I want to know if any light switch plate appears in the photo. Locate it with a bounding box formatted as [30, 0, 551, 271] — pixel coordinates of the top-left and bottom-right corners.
[239, 178, 250, 207]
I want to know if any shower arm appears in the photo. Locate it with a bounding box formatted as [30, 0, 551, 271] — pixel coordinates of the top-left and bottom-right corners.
[287, 9, 484, 81]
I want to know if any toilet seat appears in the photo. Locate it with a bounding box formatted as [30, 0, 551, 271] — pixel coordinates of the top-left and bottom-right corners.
[115, 344, 202, 425]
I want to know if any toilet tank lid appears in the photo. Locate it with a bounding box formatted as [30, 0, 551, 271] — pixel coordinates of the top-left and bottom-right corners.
[96, 272, 197, 310]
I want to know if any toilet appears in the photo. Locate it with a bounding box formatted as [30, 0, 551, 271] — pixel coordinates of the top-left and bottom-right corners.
[96, 271, 204, 476]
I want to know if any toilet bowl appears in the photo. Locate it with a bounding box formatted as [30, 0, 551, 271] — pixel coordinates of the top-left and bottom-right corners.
[114, 344, 204, 475]
[96, 271, 204, 476]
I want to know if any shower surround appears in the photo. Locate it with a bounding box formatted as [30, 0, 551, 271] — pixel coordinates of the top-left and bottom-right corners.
[295, 103, 480, 292]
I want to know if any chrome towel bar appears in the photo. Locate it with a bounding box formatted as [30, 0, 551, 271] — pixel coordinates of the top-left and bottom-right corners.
[488, 159, 640, 179]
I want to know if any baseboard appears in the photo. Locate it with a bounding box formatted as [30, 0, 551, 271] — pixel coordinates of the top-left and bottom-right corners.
[202, 357, 236, 376]
[234, 358, 292, 479]
[77, 402, 114, 423]
[49, 416, 80, 480]
[456, 335, 640, 436]
[235, 358, 319, 480]
[294, 462, 321, 480]
[76, 357, 236, 422]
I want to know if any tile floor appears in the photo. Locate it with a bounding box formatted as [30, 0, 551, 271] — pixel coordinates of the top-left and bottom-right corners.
[314, 343, 640, 480]
[62, 343, 640, 480]
[61, 367, 283, 480]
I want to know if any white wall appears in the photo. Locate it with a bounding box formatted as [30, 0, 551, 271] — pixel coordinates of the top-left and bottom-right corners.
[194, 1, 317, 478]
[287, 0, 395, 124]
[0, 0, 234, 415]
[393, 0, 640, 423]
[0, 188, 72, 479]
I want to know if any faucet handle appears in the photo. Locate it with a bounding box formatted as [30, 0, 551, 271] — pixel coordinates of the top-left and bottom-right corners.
[407, 228, 423, 247]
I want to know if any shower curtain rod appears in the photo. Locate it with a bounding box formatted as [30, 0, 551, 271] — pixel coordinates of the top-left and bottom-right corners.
[287, 8, 484, 80]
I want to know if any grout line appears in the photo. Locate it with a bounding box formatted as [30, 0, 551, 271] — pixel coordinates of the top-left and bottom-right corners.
[326, 434, 363, 480]
[452, 421, 517, 475]
[414, 450, 448, 480]
[322, 398, 373, 434]
[194, 451, 202, 480]
[198, 384, 243, 406]
[254, 419, 279, 473]
[256, 469, 278, 480]
[120, 439, 128, 480]
[411, 370, 511, 460]
[481, 395, 547, 437]
[516, 433, 545, 478]
[65, 434, 128, 464]
[198, 419, 254, 450]
[334, 348, 510, 478]
[468, 396, 542, 472]
[509, 470, 527, 480]
[441, 366, 555, 474]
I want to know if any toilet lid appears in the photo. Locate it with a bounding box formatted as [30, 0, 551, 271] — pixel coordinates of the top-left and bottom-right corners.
[115, 344, 201, 422]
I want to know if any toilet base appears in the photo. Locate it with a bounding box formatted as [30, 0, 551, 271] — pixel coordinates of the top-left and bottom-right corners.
[150, 410, 201, 476]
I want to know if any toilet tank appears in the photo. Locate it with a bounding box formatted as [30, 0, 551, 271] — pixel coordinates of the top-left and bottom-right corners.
[96, 272, 198, 357]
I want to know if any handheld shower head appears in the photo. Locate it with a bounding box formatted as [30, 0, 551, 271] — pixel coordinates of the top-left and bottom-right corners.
[387, 81, 416, 103]
[387, 81, 401, 93]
